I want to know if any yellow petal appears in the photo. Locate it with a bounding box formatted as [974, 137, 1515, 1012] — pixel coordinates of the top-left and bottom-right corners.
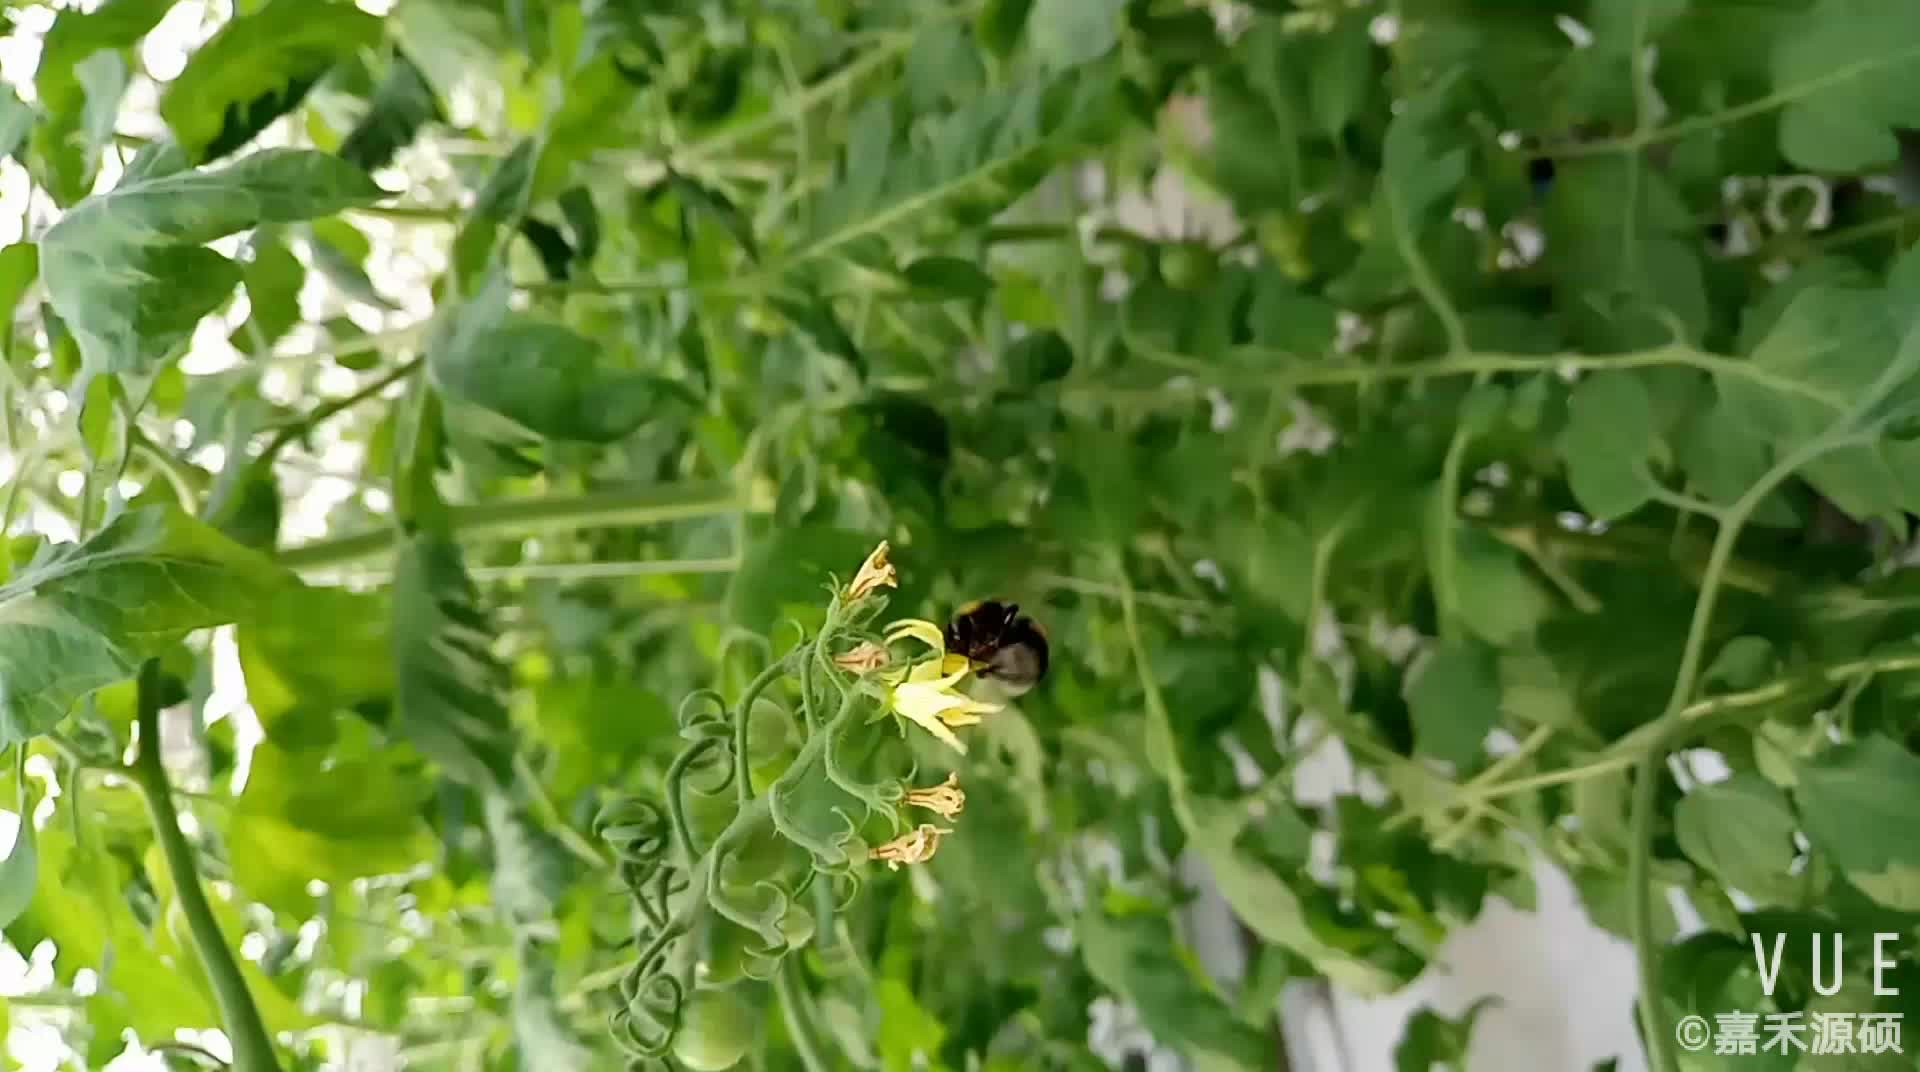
[891, 680, 967, 721]
[937, 696, 1002, 727]
[902, 658, 967, 687]
[884, 618, 947, 654]
[893, 696, 969, 754]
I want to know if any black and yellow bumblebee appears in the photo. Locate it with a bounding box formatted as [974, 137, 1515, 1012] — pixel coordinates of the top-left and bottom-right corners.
[945, 599, 1049, 696]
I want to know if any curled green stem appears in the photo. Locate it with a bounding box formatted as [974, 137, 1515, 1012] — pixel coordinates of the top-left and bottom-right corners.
[733, 655, 795, 805]
[666, 737, 722, 864]
[130, 660, 284, 1072]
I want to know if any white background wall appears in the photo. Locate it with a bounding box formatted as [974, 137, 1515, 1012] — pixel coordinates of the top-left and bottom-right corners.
[1299, 856, 1648, 1072]
[1267, 728, 1651, 1072]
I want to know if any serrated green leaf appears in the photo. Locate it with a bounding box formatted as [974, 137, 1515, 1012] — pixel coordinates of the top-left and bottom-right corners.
[0, 505, 290, 745]
[1394, 998, 1496, 1072]
[1208, 25, 1306, 212]
[1246, 269, 1338, 355]
[431, 273, 693, 442]
[1775, 0, 1920, 171]
[1559, 372, 1659, 520]
[1677, 773, 1803, 911]
[1797, 736, 1920, 889]
[229, 736, 432, 914]
[1406, 637, 1499, 767]
[1718, 265, 1920, 520]
[34, 0, 171, 110]
[1677, 394, 1798, 525]
[1004, 329, 1073, 388]
[798, 71, 1112, 263]
[976, 0, 1035, 58]
[0, 753, 38, 932]
[876, 978, 947, 1072]
[41, 149, 381, 375]
[339, 49, 442, 172]
[162, 0, 380, 162]
[0, 244, 38, 365]
[1078, 907, 1268, 1072]
[1442, 528, 1551, 647]
[0, 83, 30, 160]
[482, 793, 567, 925]
[901, 255, 994, 300]
[237, 584, 392, 744]
[726, 525, 874, 634]
[1541, 156, 1708, 349]
[230, 236, 304, 354]
[29, 0, 170, 202]
[1029, 0, 1126, 69]
[1308, 16, 1373, 137]
[1702, 636, 1776, 691]
[390, 533, 515, 790]
[1331, 73, 1468, 310]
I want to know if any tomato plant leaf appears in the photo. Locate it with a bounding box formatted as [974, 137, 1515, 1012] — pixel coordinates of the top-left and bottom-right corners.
[976, 0, 1035, 58]
[338, 49, 443, 172]
[0, 84, 29, 161]
[0, 752, 38, 932]
[1077, 907, 1268, 1072]
[390, 533, 516, 791]
[0, 244, 38, 365]
[1405, 637, 1500, 768]
[1558, 372, 1660, 521]
[1003, 329, 1073, 389]
[0, 505, 289, 746]
[1677, 773, 1804, 906]
[160, 0, 381, 162]
[1774, 0, 1920, 171]
[28, 0, 172, 203]
[1029, 0, 1126, 70]
[42, 149, 381, 375]
[900, 255, 994, 301]
[1797, 734, 1920, 908]
[228, 736, 433, 914]
[1394, 998, 1496, 1072]
[430, 273, 694, 442]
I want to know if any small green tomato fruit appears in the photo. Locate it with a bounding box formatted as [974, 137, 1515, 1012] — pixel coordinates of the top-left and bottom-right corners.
[672, 987, 758, 1071]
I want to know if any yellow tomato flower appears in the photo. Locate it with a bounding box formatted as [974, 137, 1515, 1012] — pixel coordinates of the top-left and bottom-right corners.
[846, 541, 897, 601]
[885, 654, 1000, 755]
[870, 823, 951, 870]
[882, 617, 946, 655]
[873, 617, 1000, 753]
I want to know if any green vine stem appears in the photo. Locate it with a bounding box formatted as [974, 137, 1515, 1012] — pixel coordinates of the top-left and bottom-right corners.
[129, 660, 285, 1072]
[733, 654, 798, 805]
[275, 480, 742, 570]
[665, 737, 723, 862]
[1629, 418, 1888, 1072]
[775, 959, 834, 1072]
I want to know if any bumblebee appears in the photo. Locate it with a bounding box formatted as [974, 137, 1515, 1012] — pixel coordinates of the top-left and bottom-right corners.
[945, 599, 1049, 696]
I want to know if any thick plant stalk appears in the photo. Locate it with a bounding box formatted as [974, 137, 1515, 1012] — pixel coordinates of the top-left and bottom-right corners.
[275, 480, 742, 570]
[130, 660, 285, 1072]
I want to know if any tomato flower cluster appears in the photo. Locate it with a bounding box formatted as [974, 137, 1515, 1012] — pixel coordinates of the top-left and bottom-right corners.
[594, 541, 991, 1066]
